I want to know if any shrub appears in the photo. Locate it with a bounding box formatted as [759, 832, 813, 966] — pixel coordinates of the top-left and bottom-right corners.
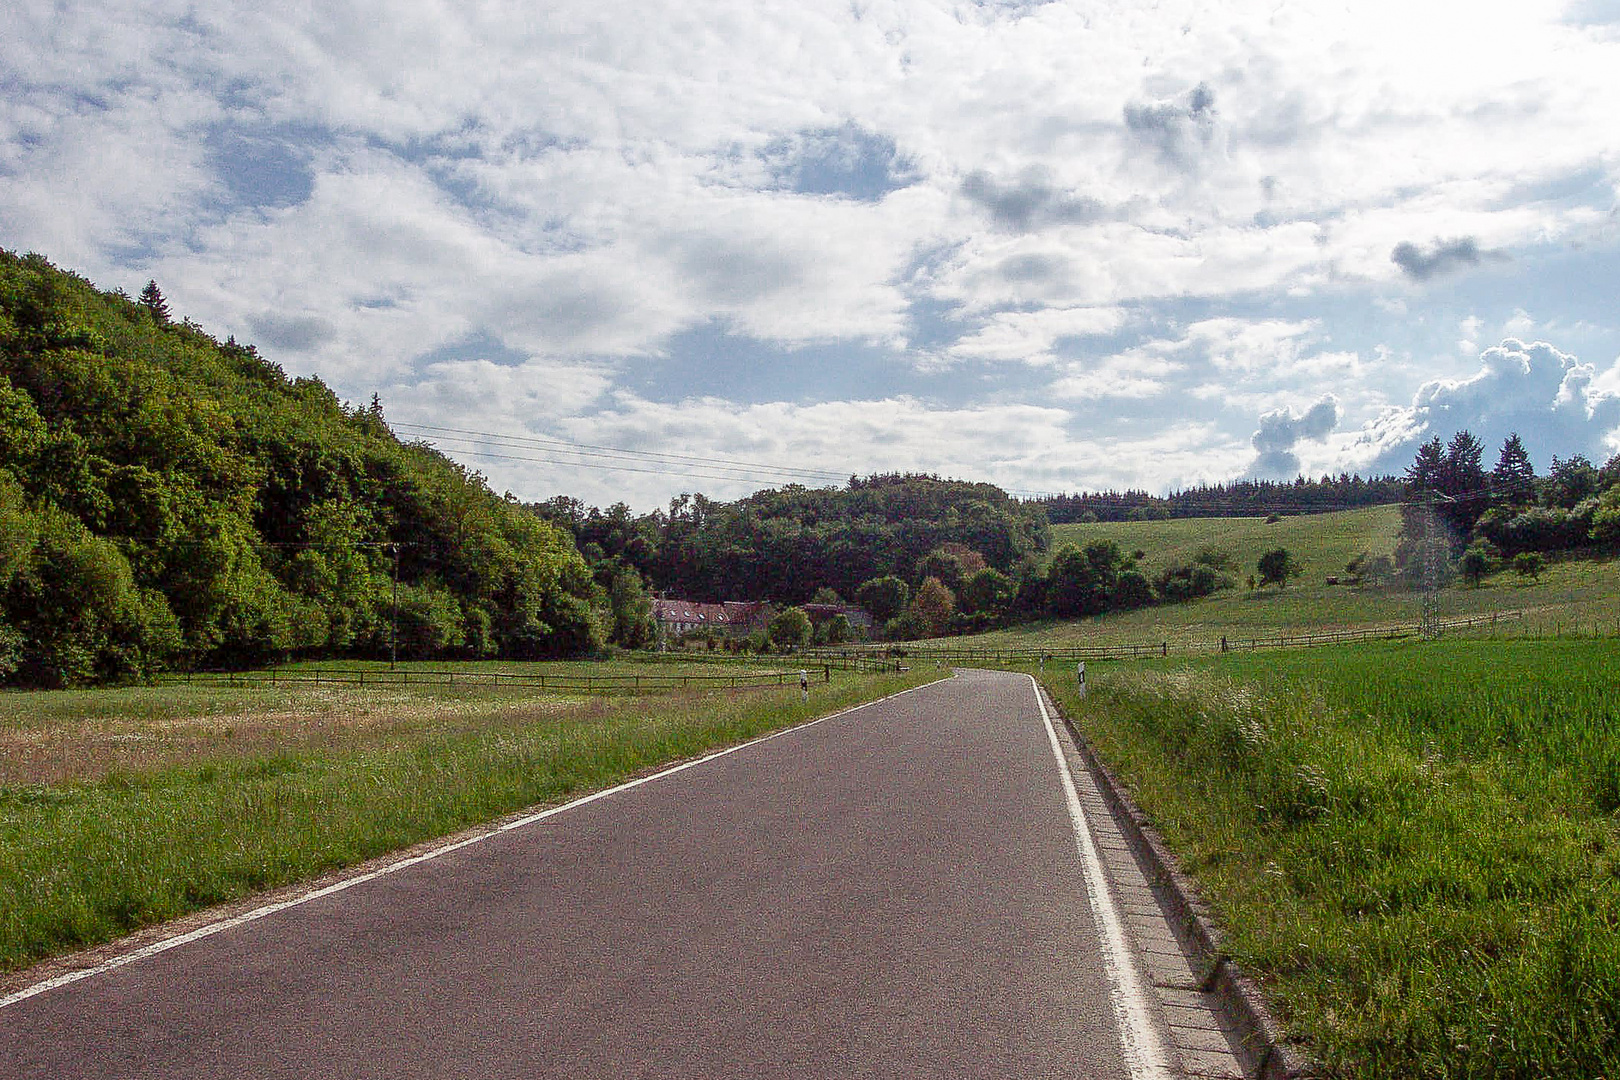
[1113, 569, 1155, 610]
[1155, 563, 1224, 603]
[1459, 541, 1496, 586]
[767, 606, 812, 649]
[1257, 547, 1302, 587]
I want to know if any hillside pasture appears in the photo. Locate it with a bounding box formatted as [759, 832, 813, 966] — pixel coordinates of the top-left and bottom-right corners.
[1045, 505, 1403, 581]
[971, 506, 1619, 650]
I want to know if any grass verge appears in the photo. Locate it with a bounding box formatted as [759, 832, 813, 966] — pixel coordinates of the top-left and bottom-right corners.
[1038, 639, 1620, 1079]
[0, 666, 937, 975]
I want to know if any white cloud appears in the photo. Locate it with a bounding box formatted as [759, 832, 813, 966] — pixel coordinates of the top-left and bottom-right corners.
[1249, 395, 1339, 479]
[947, 306, 1126, 364]
[1047, 350, 1180, 401]
[1343, 338, 1620, 474]
[4, 0, 1620, 507]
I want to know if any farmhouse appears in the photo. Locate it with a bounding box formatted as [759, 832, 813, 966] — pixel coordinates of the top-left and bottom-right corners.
[652, 599, 773, 639]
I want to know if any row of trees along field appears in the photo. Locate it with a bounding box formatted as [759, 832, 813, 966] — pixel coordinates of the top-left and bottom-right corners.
[1031, 472, 1405, 523]
[1395, 429, 1620, 582]
[857, 538, 1267, 641]
[0, 250, 605, 687]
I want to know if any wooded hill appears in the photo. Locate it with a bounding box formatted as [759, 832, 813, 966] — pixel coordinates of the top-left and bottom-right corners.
[0, 250, 600, 686]
[533, 474, 1052, 606]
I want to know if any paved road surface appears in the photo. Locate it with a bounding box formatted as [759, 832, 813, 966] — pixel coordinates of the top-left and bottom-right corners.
[3, 670, 1137, 1079]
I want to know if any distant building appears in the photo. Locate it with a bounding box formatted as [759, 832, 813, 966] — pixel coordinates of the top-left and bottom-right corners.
[802, 603, 875, 637]
[652, 599, 773, 639]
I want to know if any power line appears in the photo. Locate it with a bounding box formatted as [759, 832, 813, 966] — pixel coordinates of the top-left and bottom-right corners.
[401, 439, 842, 489]
[390, 422, 1551, 513]
[391, 423, 851, 485]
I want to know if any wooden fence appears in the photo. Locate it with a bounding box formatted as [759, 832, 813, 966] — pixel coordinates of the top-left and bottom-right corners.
[163, 665, 834, 694]
[804, 610, 1526, 665]
[638, 650, 903, 673]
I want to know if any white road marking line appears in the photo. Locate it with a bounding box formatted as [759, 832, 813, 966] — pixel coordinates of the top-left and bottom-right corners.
[1028, 674, 1174, 1080]
[1, 676, 949, 1012]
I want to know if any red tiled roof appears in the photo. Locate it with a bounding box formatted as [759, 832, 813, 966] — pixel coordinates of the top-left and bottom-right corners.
[653, 599, 771, 626]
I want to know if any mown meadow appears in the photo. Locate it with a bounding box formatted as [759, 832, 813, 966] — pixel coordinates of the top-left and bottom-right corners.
[0, 661, 937, 977]
[1043, 639, 1620, 1079]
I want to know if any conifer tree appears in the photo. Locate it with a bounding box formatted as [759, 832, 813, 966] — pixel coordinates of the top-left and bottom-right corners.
[1492, 432, 1535, 505]
[138, 280, 169, 322]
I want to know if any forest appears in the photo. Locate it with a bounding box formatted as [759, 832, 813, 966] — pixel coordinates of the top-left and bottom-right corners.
[1030, 473, 1406, 523]
[532, 473, 1051, 607]
[0, 250, 601, 686]
[1395, 428, 1620, 581]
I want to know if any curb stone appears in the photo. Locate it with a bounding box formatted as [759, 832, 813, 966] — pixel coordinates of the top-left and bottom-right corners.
[1039, 684, 1320, 1080]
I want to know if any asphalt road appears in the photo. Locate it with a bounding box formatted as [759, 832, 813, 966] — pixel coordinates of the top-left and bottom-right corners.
[2, 670, 1132, 1079]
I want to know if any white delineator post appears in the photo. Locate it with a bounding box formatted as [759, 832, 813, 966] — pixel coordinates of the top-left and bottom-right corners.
[1077, 662, 1086, 699]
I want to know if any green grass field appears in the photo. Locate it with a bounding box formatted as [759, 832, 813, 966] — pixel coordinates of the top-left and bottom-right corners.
[1041, 639, 1620, 1079]
[970, 507, 1620, 649]
[0, 661, 937, 976]
[1046, 505, 1404, 580]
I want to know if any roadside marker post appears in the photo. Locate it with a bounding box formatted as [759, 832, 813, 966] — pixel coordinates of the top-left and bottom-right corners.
[799, 670, 809, 701]
[1077, 662, 1086, 699]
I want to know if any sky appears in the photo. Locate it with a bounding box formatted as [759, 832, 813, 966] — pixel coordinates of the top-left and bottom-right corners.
[4, 0, 1620, 511]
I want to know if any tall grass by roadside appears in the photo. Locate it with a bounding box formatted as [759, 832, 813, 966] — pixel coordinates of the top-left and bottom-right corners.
[1041, 640, 1620, 1080]
[0, 669, 935, 975]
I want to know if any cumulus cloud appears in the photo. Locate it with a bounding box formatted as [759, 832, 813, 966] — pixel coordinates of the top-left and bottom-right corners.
[387, 357, 613, 432]
[1390, 236, 1484, 280]
[6, 0, 1620, 508]
[1354, 339, 1620, 474]
[1047, 349, 1180, 401]
[1123, 82, 1220, 170]
[539, 394, 1081, 508]
[248, 312, 336, 352]
[1250, 396, 1339, 478]
[947, 306, 1126, 364]
[959, 166, 1106, 231]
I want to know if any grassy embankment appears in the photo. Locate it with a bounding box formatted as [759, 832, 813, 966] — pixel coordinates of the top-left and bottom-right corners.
[988, 508, 1620, 1074]
[975, 506, 1619, 648]
[1040, 639, 1620, 1079]
[0, 659, 937, 976]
